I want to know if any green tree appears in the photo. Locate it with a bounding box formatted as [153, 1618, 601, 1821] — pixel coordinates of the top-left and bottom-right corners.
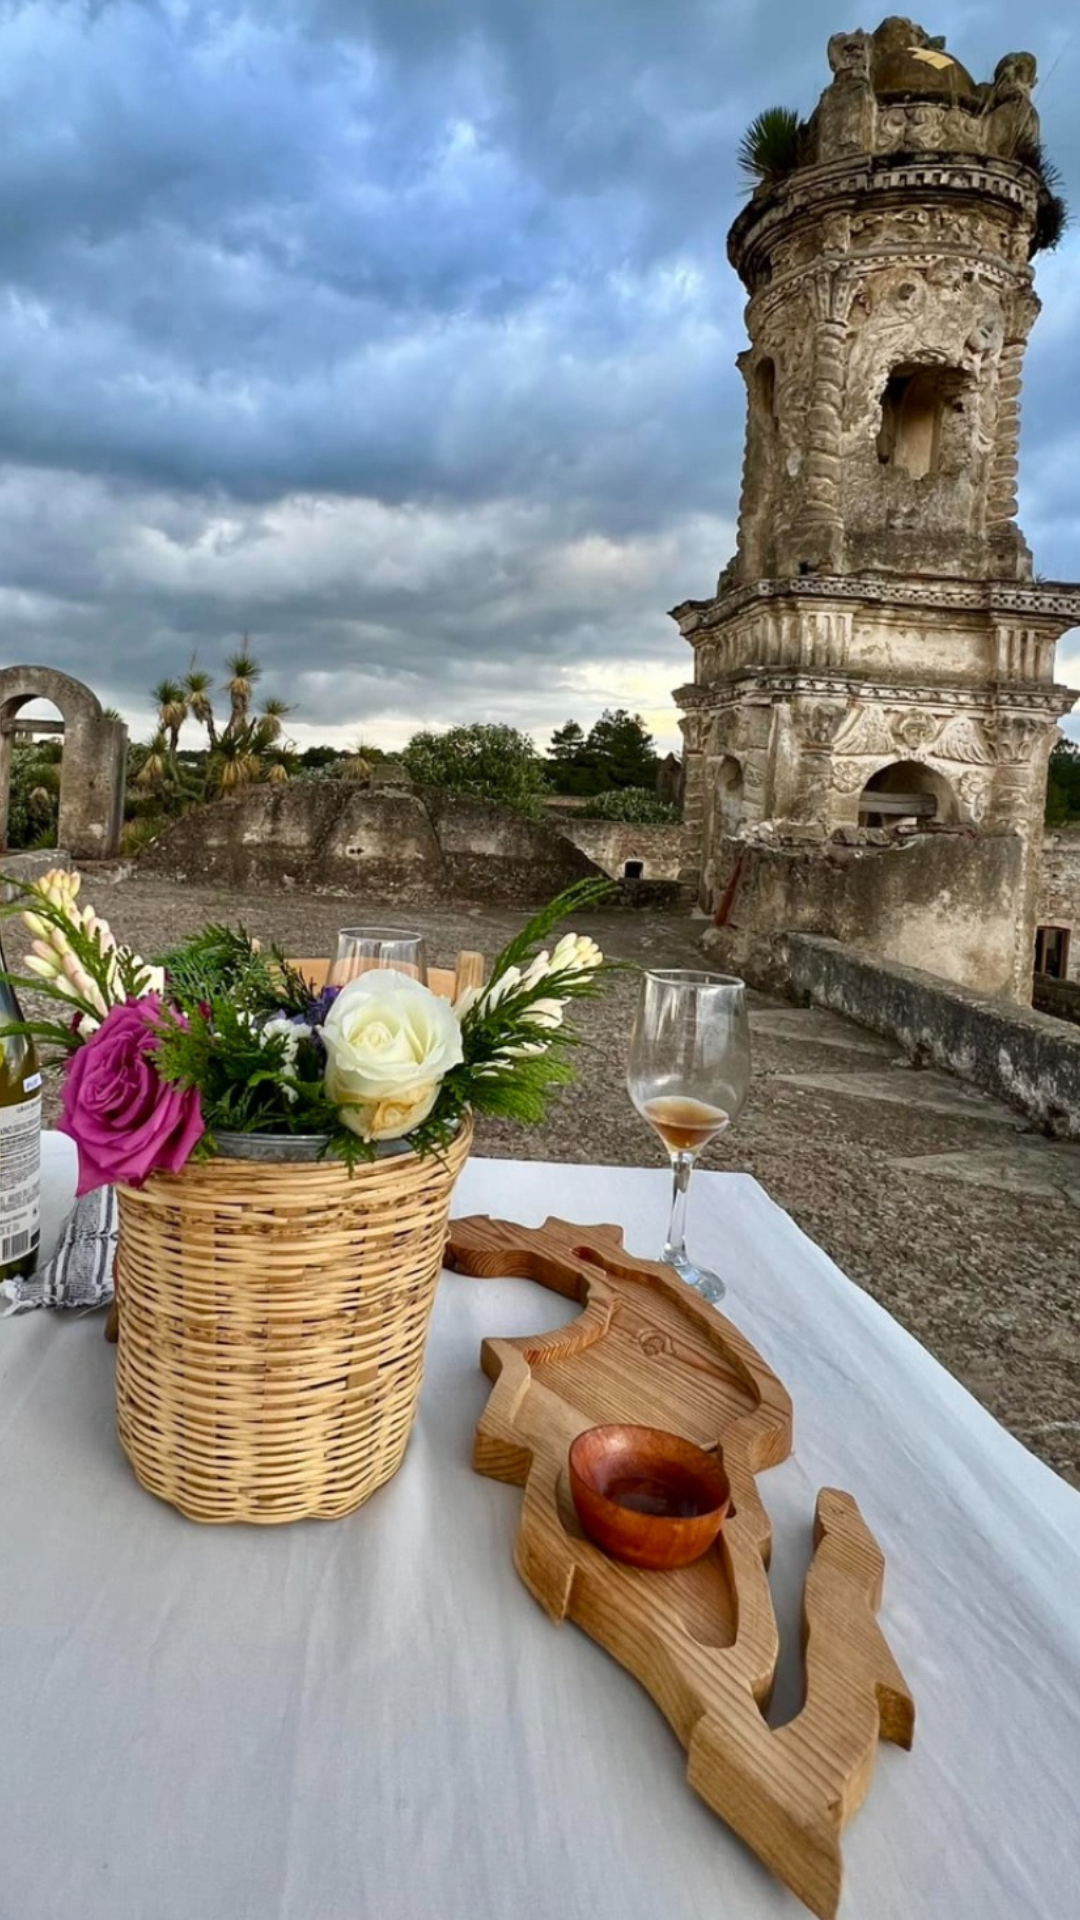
[1046, 738, 1080, 825]
[549, 720, 586, 764]
[402, 723, 546, 813]
[4, 740, 60, 849]
[545, 719, 596, 796]
[585, 709, 659, 790]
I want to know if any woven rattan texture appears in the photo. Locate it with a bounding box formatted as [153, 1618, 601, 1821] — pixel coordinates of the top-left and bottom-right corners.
[114, 1121, 472, 1524]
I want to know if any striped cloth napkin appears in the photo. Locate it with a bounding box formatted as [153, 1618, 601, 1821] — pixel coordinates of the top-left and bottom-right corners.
[1, 1186, 117, 1313]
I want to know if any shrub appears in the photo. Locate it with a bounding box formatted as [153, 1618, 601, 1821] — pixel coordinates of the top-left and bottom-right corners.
[402, 724, 547, 814]
[581, 788, 681, 826]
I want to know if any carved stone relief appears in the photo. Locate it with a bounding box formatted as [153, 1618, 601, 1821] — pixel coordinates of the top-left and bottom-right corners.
[993, 714, 1048, 762]
[933, 716, 995, 764]
[956, 769, 992, 823]
[793, 701, 849, 750]
[831, 757, 876, 793]
[893, 709, 941, 755]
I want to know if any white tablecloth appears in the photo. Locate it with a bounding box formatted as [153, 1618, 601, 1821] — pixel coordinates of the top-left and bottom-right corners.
[2, 1137, 1079, 1920]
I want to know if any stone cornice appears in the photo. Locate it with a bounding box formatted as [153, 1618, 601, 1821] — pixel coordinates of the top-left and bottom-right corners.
[673, 671, 1077, 720]
[670, 575, 1080, 638]
[728, 151, 1038, 289]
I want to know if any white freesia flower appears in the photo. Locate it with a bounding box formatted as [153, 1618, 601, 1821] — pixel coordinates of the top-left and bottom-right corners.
[521, 997, 564, 1031]
[520, 951, 551, 990]
[548, 932, 603, 973]
[321, 969, 464, 1140]
[452, 983, 483, 1020]
[19, 868, 163, 1027]
[481, 964, 522, 1009]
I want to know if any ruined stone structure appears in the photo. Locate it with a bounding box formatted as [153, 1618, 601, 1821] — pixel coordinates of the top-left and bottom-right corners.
[1037, 830, 1080, 985]
[0, 666, 128, 859]
[674, 17, 1080, 999]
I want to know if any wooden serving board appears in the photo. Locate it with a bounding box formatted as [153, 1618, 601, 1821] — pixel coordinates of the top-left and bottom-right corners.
[445, 1215, 914, 1920]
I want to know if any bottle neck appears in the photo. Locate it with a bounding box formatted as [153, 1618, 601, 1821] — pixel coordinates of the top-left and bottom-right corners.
[0, 929, 21, 1024]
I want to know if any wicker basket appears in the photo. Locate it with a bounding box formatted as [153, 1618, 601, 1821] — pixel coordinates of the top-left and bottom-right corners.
[113, 1119, 473, 1524]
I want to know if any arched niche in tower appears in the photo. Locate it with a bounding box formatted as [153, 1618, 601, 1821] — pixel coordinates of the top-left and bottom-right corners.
[858, 760, 958, 829]
[714, 755, 745, 838]
[876, 364, 970, 480]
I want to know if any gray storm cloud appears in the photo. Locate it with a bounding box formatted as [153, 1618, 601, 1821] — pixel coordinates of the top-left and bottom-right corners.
[0, 0, 1077, 745]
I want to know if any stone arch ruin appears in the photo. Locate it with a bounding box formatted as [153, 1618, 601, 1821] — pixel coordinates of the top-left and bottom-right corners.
[0, 666, 128, 859]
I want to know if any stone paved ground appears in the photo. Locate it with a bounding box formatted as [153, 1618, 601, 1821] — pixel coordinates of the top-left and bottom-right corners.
[16, 874, 1080, 1487]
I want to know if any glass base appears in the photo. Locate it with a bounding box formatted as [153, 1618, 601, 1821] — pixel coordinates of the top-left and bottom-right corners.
[664, 1251, 725, 1306]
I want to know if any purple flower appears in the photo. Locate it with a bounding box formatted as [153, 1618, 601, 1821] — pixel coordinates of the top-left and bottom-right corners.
[58, 996, 205, 1197]
[295, 985, 339, 1069]
[304, 984, 341, 1026]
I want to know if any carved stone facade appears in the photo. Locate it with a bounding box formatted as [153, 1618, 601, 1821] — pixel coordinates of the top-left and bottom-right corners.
[674, 16, 1079, 1000]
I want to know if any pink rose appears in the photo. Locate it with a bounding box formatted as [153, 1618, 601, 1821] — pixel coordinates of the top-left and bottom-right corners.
[58, 996, 204, 1197]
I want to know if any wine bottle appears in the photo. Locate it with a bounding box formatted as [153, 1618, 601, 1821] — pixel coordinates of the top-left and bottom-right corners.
[0, 931, 42, 1284]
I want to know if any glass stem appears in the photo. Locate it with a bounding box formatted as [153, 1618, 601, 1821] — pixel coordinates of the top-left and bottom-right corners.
[663, 1151, 695, 1266]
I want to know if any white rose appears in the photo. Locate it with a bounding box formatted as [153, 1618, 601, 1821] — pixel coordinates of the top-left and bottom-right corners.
[321, 969, 464, 1140]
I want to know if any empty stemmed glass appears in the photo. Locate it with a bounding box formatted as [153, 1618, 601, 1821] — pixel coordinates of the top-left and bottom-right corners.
[330, 928, 429, 987]
[626, 970, 751, 1305]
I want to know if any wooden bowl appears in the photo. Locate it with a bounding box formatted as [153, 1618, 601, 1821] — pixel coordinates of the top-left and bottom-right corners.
[568, 1425, 730, 1570]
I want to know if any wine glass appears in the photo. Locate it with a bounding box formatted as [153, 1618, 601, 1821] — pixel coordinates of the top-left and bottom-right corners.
[330, 928, 429, 987]
[626, 970, 751, 1305]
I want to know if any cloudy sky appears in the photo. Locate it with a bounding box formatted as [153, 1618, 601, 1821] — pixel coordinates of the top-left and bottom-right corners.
[1, 0, 1078, 755]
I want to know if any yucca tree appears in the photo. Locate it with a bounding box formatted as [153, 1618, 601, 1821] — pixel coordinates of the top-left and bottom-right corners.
[223, 643, 262, 738]
[209, 729, 262, 795]
[137, 732, 169, 790]
[265, 755, 291, 786]
[152, 679, 188, 756]
[183, 660, 218, 748]
[258, 696, 292, 744]
[737, 106, 806, 187]
[342, 740, 373, 783]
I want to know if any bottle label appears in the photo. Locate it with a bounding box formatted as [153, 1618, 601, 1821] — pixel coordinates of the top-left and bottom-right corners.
[0, 1093, 42, 1265]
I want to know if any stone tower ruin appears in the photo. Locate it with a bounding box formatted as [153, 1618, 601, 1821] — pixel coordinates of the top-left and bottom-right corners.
[674, 16, 1080, 999]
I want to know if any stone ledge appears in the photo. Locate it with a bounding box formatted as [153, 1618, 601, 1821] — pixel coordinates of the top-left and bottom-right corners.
[1, 848, 72, 901]
[671, 575, 1080, 635]
[787, 934, 1080, 1138]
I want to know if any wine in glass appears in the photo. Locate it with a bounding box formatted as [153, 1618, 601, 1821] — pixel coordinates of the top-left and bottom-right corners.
[626, 969, 751, 1305]
[330, 928, 429, 987]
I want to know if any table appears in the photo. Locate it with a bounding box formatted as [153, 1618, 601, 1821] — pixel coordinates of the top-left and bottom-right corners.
[3, 1137, 1079, 1920]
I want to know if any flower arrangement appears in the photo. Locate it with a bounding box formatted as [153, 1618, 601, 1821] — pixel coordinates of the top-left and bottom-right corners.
[1, 871, 610, 1197]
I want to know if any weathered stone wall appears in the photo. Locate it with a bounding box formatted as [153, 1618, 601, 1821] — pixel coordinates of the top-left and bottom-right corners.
[788, 932, 1080, 1138]
[0, 847, 72, 900]
[1037, 828, 1080, 982]
[702, 826, 1024, 998]
[1033, 975, 1080, 1026]
[0, 665, 127, 859]
[552, 819, 687, 881]
[137, 785, 602, 903]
